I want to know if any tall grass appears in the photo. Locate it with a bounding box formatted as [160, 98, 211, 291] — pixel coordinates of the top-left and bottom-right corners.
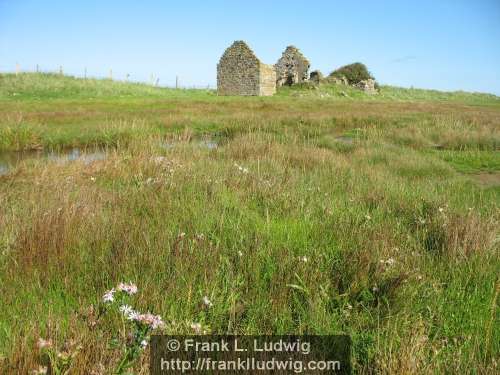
[0, 74, 499, 373]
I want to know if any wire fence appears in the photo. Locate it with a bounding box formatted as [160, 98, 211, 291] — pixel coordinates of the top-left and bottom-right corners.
[0, 63, 215, 90]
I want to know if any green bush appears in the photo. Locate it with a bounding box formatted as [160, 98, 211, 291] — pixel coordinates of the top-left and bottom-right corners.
[330, 63, 374, 85]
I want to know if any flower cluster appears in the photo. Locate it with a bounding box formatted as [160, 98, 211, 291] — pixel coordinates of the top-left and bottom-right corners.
[135, 312, 166, 329]
[102, 282, 138, 303]
[102, 283, 164, 330]
[119, 304, 165, 330]
[117, 282, 138, 295]
[100, 282, 165, 373]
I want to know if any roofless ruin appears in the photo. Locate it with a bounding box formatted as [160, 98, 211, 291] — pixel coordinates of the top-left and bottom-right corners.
[217, 41, 310, 96]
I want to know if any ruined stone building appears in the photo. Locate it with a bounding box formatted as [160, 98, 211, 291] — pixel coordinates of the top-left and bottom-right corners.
[217, 41, 276, 96]
[275, 46, 310, 86]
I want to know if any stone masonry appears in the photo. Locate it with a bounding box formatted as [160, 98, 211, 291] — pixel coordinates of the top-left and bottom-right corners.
[275, 46, 310, 86]
[309, 70, 324, 84]
[354, 78, 377, 94]
[217, 41, 276, 96]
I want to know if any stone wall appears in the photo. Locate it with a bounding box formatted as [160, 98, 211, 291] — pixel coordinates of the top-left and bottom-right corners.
[275, 46, 310, 86]
[309, 70, 323, 84]
[217, 41, 261, 96]
[354, 79, 377, 94]
[259, 63, 277, 96]
[217, 41, 276, 96]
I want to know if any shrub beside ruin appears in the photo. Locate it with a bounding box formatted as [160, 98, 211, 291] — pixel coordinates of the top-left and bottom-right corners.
[310, 62, 379, 94]
[329, 62, 374, 85]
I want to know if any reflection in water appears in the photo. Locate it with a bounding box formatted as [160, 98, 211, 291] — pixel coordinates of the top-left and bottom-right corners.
[159, 139, 218, 150]
[0, 138, 218, 176]
[0, 148, 107, 176]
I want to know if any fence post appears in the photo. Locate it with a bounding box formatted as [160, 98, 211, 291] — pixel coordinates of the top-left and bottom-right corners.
[109, 69, 113, 80]
[15, 63, 20, 76]
[176, 75, 179, 89]
[36, 64, 39, 73]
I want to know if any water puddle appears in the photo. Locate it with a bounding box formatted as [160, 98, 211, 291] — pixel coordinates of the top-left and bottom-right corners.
[0, 147, 106, 176]
[160, 138, 218, 150]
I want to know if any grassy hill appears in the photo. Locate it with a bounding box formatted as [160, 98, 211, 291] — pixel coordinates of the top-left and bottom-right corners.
[0, 73, 212, 100]
[0, 73, 499, 373]
[277, 81, 500, 105]
[2, 73, 499, 105]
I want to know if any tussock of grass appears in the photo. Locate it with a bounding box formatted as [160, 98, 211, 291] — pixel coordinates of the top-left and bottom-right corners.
[0, 73, 499, 373]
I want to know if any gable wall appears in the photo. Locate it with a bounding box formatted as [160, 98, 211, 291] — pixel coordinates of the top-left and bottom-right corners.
[275, 47, 310, 86]
[217, 43, 261, 96]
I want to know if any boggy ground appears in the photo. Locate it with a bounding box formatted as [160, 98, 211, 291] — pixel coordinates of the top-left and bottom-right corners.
[0, 74, 499, 373]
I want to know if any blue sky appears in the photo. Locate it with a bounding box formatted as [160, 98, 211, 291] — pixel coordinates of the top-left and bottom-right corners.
[1, 0, 499, 94]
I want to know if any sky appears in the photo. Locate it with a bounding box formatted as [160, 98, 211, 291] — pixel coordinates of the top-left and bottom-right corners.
[1, 0, 499, 94]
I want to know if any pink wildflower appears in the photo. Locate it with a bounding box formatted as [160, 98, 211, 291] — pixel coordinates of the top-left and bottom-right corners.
[117, 282, 138, 295]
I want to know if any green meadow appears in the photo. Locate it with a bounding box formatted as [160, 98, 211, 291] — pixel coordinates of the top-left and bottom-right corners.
[0, 73, 499, 373]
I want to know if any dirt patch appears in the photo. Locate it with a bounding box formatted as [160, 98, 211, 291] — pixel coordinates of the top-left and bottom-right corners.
[470, 172, 500, 188]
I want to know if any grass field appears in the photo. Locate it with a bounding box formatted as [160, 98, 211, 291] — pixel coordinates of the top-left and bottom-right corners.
[0, 73, 499, 373]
